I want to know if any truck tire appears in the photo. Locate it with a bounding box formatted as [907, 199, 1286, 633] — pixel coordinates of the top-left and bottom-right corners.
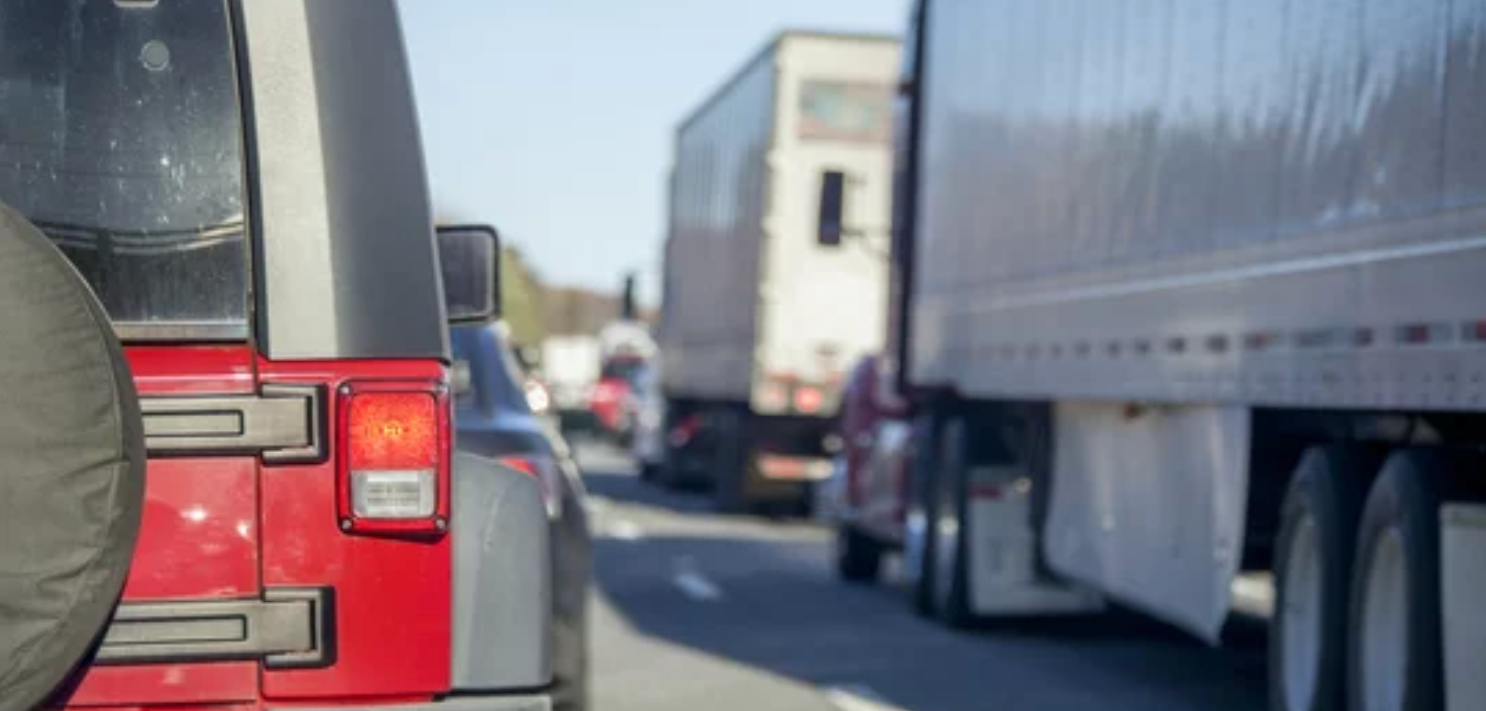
[905, 411, 943, 617]
[927, 417, 976, 629]
[0, 205, 147, 711]
[712, 408, 751, 514]
[1347, 450, 1453, 711]
[1269, 446, 1378, 711]
[836, 525, 882, 583]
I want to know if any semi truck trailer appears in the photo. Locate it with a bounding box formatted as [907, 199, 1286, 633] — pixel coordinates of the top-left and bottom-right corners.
[846, 1, 1486, 709]
[660, 31, 900, 512]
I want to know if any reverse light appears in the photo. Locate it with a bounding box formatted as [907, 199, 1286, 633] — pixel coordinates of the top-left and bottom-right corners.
[336, 381, 451, 536]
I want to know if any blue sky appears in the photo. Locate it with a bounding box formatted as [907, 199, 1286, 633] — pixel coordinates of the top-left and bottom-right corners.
[398, 0, 906, 302]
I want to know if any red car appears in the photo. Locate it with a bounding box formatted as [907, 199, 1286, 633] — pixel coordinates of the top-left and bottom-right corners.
[589, 355, 646, 445]
[0, 2, 550, 709]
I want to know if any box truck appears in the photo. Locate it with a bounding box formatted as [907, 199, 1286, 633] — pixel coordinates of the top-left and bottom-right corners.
[659, 32, 900, 512]
[836, 1, 1486, 709]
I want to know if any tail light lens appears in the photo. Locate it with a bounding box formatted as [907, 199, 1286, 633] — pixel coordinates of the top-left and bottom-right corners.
[794, 385, 823, 414]
[498, 455, 563, 519]
[336, 380, 451, 536]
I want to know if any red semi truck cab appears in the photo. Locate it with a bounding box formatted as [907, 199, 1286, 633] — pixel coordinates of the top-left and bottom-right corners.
[0, 1, 550, 708]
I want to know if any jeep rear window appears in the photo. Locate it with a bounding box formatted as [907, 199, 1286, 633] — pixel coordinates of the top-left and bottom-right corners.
[0, 0, 247, 339]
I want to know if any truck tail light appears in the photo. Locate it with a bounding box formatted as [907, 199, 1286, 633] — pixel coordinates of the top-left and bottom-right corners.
[336, 380, 451, 536]
[794, 385, 823, 414]
[498, 455, 562, 519]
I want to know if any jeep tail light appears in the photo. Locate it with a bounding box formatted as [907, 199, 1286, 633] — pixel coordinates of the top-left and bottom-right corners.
[336, 380, 451, 536]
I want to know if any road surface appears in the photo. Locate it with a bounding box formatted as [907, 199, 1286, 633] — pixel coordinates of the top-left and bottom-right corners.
[575, 440, 1268, 711]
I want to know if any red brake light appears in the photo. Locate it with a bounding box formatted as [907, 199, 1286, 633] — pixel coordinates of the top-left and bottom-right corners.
[336, 380, 451, 536]
[794, 386, 823, 414]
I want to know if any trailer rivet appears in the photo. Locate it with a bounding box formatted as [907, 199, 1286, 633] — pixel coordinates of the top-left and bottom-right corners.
[434, 517, 448, 532]
[339, 518, 353, 531]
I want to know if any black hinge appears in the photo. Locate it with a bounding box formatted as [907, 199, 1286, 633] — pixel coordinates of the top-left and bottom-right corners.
[140, 383, 324, 463]
[97, 587, 336, 669]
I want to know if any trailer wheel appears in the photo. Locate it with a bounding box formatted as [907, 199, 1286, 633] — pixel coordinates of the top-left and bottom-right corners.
[711, 408, 751, 514]
[836, 525, 882, 583]
[1348, 450, 1451, 711]
[1269, 446, 1377, 711]
[928, 417, 976, 628]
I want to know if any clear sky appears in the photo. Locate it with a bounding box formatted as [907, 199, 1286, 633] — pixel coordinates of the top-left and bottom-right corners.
[397, 0, 906, 303]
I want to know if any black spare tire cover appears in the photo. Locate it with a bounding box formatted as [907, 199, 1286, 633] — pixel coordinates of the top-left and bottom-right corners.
[0, 203, 146, 711]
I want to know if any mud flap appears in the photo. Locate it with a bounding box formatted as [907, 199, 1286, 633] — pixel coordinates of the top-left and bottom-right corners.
[1043, 402, 1249, 642]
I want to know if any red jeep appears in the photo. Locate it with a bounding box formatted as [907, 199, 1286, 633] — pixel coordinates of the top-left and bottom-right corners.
[0, 1, 550, 709]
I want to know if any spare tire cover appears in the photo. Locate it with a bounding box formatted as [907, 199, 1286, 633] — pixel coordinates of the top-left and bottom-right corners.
[0, 203, 146, 711]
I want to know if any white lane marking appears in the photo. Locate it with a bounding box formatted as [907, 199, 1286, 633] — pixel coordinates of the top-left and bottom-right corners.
[586, 497, 609, 516]
[823, 684, 905, 711]
[672, 570, 723, 601]
[606, 519, 644, 541]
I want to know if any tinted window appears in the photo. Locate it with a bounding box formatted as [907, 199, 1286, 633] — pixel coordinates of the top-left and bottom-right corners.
[0, 0, 247, 336]
[798, 80, 893, 143]
[601, 357, 645, 385]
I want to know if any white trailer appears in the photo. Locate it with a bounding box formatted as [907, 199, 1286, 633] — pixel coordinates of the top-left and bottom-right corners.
[660, 32, 900, 511]
[859, 1, 1486, 709]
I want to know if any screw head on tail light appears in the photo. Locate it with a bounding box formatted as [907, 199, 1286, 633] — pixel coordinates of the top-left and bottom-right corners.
[335, 380, 451, 536]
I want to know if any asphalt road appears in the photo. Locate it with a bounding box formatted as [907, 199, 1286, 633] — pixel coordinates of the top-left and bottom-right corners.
[574, 440, 1270, 711]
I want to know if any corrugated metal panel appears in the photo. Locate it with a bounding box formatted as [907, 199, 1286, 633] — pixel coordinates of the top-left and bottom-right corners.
[661, 48, 776, 401]
[910, 0, 1486, 411]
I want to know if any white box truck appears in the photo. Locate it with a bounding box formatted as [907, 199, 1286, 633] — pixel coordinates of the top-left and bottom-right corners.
[659, 32, 901, 512]
[541, 335, 601, 414]
[833, 1, 1486, 709]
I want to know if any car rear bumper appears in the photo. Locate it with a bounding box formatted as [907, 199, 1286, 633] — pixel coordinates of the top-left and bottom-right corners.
[275, 693, 550, 711]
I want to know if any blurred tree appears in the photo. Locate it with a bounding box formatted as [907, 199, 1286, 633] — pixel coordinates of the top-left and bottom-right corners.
[500, 245, 548, 353]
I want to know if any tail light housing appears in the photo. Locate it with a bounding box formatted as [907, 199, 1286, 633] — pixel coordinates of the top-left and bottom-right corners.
[498, 454, 563, 519]
[336, 380, 451, 536]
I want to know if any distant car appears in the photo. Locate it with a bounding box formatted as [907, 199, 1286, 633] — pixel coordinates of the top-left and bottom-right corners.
[588, 355, 645, 446]
[630, 359, 665, 480]
[524, 372, 554, 416]
[451, 321, 593, 711]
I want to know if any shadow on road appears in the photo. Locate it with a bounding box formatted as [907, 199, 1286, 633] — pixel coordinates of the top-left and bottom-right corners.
[578, 450, 818, 525]
[581, 447, 1269, 711]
